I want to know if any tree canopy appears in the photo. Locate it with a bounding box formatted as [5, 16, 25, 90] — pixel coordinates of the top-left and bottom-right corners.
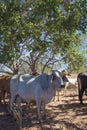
[0, 0, 87, 73]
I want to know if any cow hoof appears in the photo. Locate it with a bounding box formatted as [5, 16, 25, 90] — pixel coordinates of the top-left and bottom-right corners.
[38, 119, 43, 124]
[80, 102, 84, 105]
[43, 114, 46, 120]
[8, 109, 13, 115]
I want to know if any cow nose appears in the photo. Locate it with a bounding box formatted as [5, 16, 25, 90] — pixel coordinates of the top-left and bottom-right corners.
[61, 84, 65, 88]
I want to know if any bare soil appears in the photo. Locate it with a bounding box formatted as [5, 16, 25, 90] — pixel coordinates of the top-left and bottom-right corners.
[0, 84, 87, 130]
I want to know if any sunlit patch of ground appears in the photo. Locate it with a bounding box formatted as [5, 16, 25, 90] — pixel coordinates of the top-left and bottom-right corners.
[0, 82, 87, 130]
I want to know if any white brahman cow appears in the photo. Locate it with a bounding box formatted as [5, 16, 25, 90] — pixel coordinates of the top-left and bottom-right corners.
[10, 70, 64, 123]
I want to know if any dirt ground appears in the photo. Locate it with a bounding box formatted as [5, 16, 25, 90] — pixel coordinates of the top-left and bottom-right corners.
[0, 83, 87, 130]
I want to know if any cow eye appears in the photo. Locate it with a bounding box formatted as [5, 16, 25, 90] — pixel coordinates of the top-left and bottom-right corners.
[52, 75, 56, 81]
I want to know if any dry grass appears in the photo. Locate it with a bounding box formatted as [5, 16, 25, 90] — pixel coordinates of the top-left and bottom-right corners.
[0, 83, 87, 130]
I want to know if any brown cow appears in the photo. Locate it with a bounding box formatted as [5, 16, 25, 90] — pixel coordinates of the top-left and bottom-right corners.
[0, 75, 11, 104]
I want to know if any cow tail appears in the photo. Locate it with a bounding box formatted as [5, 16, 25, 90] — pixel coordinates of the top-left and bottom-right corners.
[77, 77, 82, 91]
[77, 77, 82, 102]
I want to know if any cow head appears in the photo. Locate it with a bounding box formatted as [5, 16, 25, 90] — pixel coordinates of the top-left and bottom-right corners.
[51, 70, 65, 89]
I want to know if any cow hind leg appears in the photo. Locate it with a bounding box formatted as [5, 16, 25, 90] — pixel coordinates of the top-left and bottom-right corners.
[3, 91, 6, 104]
[78, 78, 84, 104]
[79, 89, 84, 104]
[0, 93, 1, 103]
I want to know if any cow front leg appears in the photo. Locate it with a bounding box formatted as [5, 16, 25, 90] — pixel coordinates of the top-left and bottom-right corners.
[41, 102, 46, 120]
[36, 99, 42, 123]
[16, 96, 23, 115]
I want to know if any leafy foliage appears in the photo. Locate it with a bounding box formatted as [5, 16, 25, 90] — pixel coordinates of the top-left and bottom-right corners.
[0, 0, 87, 73]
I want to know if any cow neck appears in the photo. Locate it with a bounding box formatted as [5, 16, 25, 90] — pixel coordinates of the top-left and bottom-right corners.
[47, 81, 56, 95]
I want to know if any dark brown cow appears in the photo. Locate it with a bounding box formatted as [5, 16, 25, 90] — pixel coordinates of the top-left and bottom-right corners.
[77, 72, 87, 104]
[0, 75, 11, 104]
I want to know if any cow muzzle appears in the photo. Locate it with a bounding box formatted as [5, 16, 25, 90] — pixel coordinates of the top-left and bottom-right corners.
[61, 84, 65, 88]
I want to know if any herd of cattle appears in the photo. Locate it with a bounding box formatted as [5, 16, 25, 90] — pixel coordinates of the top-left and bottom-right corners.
[0, 70, 87, 126]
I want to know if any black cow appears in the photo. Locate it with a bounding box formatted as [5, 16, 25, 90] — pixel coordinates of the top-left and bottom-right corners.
[77, 72, 87, 104]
